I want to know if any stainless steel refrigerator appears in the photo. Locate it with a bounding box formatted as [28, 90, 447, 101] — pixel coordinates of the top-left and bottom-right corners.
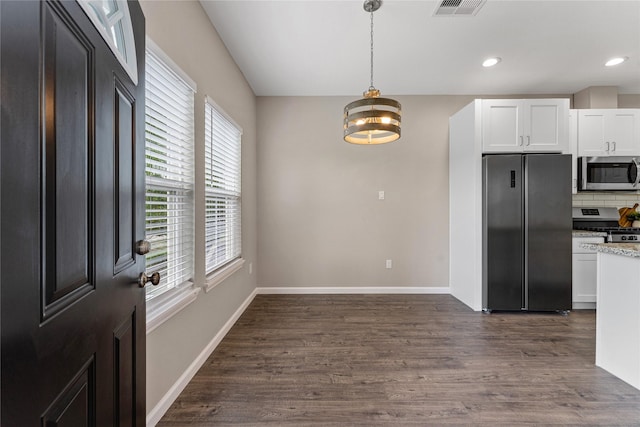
[482, 154, 572, 312]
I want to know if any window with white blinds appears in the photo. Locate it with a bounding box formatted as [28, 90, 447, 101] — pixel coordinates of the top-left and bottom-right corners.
[144, 47, 195, 301]
[205, 99, 242, 274]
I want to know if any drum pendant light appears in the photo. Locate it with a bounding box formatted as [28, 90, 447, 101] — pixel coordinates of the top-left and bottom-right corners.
[343, 0, 401, 145]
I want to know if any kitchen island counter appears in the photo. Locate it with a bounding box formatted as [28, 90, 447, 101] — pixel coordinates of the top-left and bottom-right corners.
[573, 230, 608, 238]
[581, 242, 640, 258]
[585, 244, 640, 391]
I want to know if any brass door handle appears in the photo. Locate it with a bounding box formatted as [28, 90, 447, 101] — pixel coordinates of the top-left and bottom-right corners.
[138, 272, 160, 288]
[136, 240, 151, 255]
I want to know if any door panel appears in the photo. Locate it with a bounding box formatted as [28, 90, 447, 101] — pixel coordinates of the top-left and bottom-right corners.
[1, 1, 146, 425]
[41, 357, 96, 427]
[611, 111, 640, 155]
[482, 100, 522, 152]
[114, 312, 137, 427]
[526, 102, 559, 148]
[115, 81, 137, 274]
[42, 0, 95, 319]
[577, 111, 607, 156]
[483, 155, 524, 310]
[525, 154, 572, 311]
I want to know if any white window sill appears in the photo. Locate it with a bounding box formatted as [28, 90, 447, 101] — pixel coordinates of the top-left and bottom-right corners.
[204, 258, 245, 293]
[146, 282, 201, 334]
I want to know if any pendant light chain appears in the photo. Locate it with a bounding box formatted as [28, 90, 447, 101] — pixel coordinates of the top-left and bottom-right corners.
[369, 10, 375, 91]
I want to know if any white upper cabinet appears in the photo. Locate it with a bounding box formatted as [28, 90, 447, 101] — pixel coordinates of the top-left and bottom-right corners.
[482, 99, 569, 153]
[577, 109, 640, 157]
[482, 100, 521, 152]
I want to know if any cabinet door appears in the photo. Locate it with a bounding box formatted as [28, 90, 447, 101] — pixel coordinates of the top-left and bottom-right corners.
[483, 155, 524, 310]
[571, 236, 603, 308]
[523, 99, 568, 153]
[572, 253, 597, 304]
[578, 110, 608, 156]
[608, 110, 640, 156]
[482, 99, 523, 153]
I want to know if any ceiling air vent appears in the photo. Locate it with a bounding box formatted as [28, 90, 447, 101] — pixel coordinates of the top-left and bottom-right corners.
[433, 0, 486, 16]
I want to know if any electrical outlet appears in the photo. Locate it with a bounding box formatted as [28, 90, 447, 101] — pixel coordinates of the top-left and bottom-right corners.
[386, 259, 392, 269]
[378, 190, 385, 200]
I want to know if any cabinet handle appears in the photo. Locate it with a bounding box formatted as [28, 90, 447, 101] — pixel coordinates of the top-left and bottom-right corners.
[612, 141, 616, 152]
[606, 141, 610, 152]
[526, 136, 530, 146]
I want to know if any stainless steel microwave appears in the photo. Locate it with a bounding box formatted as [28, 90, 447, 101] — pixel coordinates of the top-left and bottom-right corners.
[578, 156, 640, 191]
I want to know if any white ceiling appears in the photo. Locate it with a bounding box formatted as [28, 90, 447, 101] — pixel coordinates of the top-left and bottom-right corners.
[199, 0, 640, 97]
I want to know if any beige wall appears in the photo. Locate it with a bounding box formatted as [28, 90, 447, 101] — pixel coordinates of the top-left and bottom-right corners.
[572, 89, 640, 109]
[619, 94, 640, 108]
[139, 0, 257, 414]
[574, 86, 619, 108]
[257, 96, 463, 288]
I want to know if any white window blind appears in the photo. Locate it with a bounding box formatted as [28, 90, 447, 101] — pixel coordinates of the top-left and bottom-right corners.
[144, 48, 195, 301]
[205, 99, 242, 274]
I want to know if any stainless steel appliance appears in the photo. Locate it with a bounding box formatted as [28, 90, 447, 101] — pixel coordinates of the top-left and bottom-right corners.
[483, 154, 572, 312]
[578, 156, 640, 191]
[572, 206, 640, 243]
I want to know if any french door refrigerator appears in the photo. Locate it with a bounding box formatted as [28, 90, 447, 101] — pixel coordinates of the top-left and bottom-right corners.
[482, 154, 572, 311]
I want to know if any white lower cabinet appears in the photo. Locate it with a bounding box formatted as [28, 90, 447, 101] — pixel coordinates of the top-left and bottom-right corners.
[572, 236, 604, 309]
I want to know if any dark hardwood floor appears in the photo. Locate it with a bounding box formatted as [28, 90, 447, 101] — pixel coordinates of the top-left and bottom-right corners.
[158, 294, 640, 426]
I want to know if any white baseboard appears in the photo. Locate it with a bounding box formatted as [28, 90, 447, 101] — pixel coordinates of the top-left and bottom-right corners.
[257, 286, 451, 295]
[146, 287, 258, 427]
[572, 302, 596, 310]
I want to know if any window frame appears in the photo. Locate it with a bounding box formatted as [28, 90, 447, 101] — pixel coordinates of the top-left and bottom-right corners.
[144, 38, 200, 333]
[203, 97, 244, 292]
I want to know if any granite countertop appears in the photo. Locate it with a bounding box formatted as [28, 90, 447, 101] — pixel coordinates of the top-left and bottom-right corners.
[581, 243, 640, 258]
[572, 230, 608, 238]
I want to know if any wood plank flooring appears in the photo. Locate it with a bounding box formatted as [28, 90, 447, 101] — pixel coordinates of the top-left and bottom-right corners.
[158, 294, 640, 426]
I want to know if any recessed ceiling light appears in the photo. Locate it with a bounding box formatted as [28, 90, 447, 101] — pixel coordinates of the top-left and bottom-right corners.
[605, 57, 628, 67]
[482, 57, 501, 67]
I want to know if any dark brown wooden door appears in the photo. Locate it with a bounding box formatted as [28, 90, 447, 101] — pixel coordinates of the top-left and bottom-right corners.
[1, 1, 146, 425]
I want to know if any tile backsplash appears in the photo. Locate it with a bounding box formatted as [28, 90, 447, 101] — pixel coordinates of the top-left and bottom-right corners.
[573, 192, 640, 209]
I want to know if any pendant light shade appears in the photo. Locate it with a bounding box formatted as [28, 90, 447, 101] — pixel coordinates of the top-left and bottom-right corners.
[344, 90, 401, 144]
[343, 0, 401, 145]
